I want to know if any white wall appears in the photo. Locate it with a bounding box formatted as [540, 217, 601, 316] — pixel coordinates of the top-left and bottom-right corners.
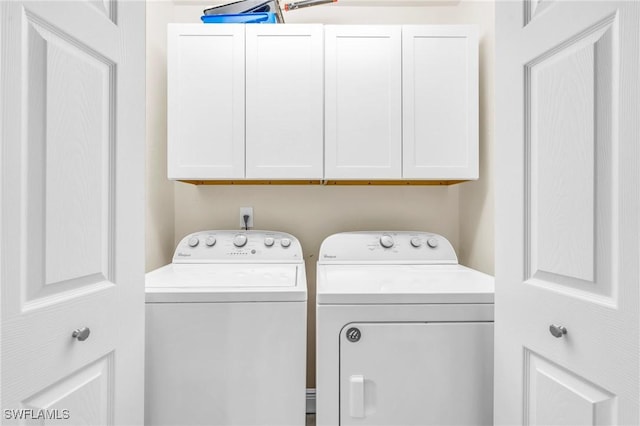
[145, 0, 494, 387]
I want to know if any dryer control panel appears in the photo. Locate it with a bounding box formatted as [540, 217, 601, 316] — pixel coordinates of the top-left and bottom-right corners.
[173, 230, 303, 263]
[318, 231, 457, 264]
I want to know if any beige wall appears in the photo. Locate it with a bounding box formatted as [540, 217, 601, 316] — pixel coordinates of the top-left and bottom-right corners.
[459, 1, 495, 277]
[145, 0, 494, 388]
[146, 0, 176, 272]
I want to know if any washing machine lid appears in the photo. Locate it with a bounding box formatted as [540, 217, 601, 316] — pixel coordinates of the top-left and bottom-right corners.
[316, 264, 494, 305]
[145, 263, 307, 303]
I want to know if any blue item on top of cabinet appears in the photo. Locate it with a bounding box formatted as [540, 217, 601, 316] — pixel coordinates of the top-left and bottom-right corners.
[200, 12, 276, 23]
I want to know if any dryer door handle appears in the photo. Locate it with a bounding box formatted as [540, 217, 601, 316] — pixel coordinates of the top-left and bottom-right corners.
[349, 375, 365, 418]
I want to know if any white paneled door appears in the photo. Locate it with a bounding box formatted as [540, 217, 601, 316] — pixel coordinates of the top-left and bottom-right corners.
[495, 1, 639, 425]
[1, 1, 145, 425]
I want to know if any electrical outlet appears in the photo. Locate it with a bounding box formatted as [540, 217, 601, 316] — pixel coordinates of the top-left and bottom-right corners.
[239, 207, 254, 229]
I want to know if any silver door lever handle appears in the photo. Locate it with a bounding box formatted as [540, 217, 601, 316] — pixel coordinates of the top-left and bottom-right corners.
[549, 324, 567, 338]
[72, 327, 91, 341]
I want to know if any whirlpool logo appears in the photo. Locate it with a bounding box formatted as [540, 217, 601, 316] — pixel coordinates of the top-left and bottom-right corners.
[346, 327, 361, 342]
[323, 254, 337, 259]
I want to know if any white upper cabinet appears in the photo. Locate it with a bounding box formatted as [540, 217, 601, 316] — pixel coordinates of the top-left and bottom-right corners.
[402, 26, 479, 180]
[167, 24, 478, 182]
[168, 24, 245, 179]
[246, 25, 324, 179]
[324, 26, 402, 179]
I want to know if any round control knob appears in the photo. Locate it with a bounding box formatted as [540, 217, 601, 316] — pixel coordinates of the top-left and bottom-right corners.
[427, 238, 439, 248]
[188, 237, 199, 248]
[410, 237, 422, 248]
[205, 236, 216, 247]
[380, 235, 394, 248]
[233, 234, 248, 247]
[280, 238, 291, 248]
[264, 237, 275, 247]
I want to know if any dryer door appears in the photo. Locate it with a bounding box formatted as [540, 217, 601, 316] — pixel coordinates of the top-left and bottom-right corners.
[339, 322, 493, 426]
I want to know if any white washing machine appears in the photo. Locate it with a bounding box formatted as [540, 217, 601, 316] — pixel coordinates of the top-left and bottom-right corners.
[145, 230, 307, 426]
[316, 231, 494, 426]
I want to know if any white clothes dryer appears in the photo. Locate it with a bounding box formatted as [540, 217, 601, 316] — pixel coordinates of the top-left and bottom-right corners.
[316, 231, 494, 426]
[145, 230, 307, 426]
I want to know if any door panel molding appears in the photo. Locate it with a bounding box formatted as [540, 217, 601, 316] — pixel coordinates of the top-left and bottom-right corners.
[21, 8, 117, 308]
[22, 352, 115, 425]
[85, 0, 117, 24]
[524, 0, 558, 27]
[524, 13, 618, 302]
[523, 349, 616, 426]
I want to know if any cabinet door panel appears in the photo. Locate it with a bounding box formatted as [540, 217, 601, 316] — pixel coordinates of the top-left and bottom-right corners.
[403, 26, 478, 179]
[325, 26, 402, 179]
[246, 25, 323, 179]
[167, 25, 245, 179]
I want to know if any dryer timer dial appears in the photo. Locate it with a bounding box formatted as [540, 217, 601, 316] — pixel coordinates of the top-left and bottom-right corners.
[379, 235, 394, 248]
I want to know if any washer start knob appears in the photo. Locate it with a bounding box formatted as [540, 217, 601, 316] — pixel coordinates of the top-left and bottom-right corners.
[410, 237, 422, 248]
[379, 235, 394, 248]
[427, 238, 439, 248]
[233, 234, 248, 247]
[280, 238, 291, 248]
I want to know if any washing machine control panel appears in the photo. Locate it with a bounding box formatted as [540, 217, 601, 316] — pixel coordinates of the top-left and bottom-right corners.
[173, 230, 303, 263]
[319, 231, 458, 264]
